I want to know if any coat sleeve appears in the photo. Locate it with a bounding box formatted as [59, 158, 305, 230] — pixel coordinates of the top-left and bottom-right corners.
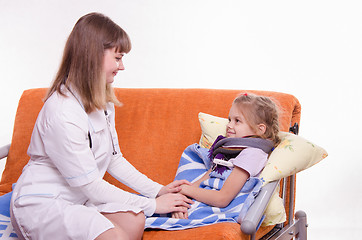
[79, 177, 157, 216]
[107, 155, 163, 198]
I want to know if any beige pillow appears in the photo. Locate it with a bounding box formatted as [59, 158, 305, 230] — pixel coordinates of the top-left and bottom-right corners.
[198, 112, 328, 225]
[198, 112, 229, 148]
[260, 132, 328, 183]
[261, 187, 286, 226]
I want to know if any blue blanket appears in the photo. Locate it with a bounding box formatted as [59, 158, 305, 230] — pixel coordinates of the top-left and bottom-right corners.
[0, 192, 17, 239]
[0, 144, 263, 236]
[145, 144, 263, 230]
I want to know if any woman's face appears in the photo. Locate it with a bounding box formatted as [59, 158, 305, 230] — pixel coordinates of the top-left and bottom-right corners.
[103, 47, 125, 84]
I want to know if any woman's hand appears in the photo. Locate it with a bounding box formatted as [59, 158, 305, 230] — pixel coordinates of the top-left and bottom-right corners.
[154, 193, 193, 214]
[157, 180, 192, 196]
[171, 207, 189, 219]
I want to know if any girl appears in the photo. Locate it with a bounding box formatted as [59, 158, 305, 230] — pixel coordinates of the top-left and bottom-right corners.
[173, 93, 280, 219]
[10, 12, 192, 240]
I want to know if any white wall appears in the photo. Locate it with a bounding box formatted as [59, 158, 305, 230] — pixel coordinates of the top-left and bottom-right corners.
[1, 1, 361, 238]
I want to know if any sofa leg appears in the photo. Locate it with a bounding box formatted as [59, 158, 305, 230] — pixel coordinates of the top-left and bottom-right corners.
[250, 233, 256, 240]
[295, 211, 307, 240]
[265, 211, 308, 240]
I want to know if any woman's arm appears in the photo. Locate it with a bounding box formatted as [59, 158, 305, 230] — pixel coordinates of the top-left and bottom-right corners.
[107, 154, 163, 198]
[80, 177, 193, 216]
[171, 170, 211, 219]
[107, 106, 191, 197]
[180, 166, 250, 208]
[108, 155, 191, 198]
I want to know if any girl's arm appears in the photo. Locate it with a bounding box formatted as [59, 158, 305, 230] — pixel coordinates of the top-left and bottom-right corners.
[192, 169, 212, 187]
[157, 179, 192, 196]
[180, 166, 250, 208]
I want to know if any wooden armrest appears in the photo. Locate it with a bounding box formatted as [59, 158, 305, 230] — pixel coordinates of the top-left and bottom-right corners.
[240, 180, 279, 235]
[0, 144, 11, 160]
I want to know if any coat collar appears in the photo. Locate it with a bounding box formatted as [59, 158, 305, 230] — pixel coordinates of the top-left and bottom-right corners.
[63, 85, 111, 133]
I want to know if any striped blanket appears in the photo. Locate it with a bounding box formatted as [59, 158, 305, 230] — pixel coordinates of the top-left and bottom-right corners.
[145, 143, 263, 230]
[0, 192, 17, 239]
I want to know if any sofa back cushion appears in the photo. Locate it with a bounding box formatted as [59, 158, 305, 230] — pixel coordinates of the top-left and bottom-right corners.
[0, 88, 301, 194]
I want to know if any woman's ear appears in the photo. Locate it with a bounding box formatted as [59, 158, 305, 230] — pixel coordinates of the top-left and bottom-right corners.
[257, 124, 267, 135]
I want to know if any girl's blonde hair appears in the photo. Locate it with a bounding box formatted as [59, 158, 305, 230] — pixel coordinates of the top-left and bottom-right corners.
[45, 12, 131, 113]
[233, 93, 280, 145]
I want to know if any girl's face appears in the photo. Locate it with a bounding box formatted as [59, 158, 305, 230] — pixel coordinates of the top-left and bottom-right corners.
[226, 104, 258, 138]
[103, 47, 125, 84]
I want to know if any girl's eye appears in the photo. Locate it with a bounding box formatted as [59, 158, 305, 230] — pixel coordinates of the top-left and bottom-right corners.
[115, 57, 121, 61]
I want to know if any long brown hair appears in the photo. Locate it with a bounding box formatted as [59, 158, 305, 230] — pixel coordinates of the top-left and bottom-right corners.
[46, 12, 131, 113]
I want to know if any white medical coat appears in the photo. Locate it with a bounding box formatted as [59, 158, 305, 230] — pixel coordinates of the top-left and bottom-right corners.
[10, 87, 162, 240]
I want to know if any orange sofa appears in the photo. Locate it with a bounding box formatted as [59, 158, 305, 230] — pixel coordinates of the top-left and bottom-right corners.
[0, 88, 303, 240]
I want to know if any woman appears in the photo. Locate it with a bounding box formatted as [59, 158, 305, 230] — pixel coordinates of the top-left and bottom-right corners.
[10, 12, 192, 240]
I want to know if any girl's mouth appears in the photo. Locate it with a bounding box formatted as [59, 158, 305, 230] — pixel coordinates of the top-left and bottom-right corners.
[226, 131, 234, 137]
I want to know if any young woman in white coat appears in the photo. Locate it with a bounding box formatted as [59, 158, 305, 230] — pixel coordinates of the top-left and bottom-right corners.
[10, 12, 193, 240]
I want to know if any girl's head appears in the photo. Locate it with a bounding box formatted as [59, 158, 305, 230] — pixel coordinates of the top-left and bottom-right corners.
[47, 12, 131, 112]
[227, 93, 280, 145]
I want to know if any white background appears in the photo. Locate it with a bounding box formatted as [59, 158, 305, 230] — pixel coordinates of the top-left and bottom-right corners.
[1, 1, 361, 239]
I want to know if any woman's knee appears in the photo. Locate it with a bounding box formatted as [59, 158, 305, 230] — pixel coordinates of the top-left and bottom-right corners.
[95, 226, 128, 240]
[133, 211, 146, 227]
[122, 212, 145, 235]
[102, 211, 145, 239]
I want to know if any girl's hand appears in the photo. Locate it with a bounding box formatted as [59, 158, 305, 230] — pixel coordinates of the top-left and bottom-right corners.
[158, 180, 192, 196]
[179, 184, 193, 197]
[171, 208, 189, 219]
[154, 193, 193, 214]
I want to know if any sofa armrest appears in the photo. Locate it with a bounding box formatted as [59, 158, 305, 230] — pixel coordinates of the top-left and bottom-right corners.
[240, 180, 279, 235]
[0, 144, 10, 160]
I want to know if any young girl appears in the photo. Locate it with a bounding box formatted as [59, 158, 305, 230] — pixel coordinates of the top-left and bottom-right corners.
[10, 12, 192, 240]
[172, 93, 280, 220]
